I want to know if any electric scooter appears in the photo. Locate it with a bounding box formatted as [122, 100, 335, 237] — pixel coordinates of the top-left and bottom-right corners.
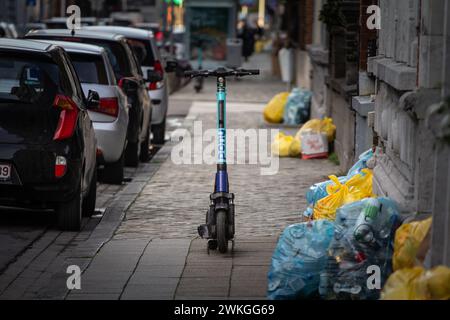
[184, 67, 260, 253]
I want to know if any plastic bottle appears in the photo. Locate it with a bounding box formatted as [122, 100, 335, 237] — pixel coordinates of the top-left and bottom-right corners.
[353, 198, 381, 244]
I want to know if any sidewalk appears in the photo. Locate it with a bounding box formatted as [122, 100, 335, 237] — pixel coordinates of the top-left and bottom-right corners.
[0, 53, 339, 300]
[64, 54, 339, 300]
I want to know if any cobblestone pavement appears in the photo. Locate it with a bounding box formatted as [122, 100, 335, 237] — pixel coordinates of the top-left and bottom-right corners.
[0, 53, 339, 300]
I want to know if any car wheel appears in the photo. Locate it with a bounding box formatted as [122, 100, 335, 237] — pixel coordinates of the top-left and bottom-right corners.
[57, 183, 82, 231]
[152, 119, 166, 145]
[82, 169, 97, 217]
[139, 125, 151, 162]
[125, 141, 140, 167]
[102, 152, 124, 185]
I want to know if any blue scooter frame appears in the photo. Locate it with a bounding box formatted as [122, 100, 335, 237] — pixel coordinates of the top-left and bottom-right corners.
[185, 67, 259, 253]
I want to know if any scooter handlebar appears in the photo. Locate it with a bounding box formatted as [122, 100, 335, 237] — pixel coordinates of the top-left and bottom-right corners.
[241, 69, 260, 75]
[184, 68, 260, 78]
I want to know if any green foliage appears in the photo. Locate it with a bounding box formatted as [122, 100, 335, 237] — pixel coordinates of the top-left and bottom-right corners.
[319, 0, 346, 31]
[328, 152, 340, 166]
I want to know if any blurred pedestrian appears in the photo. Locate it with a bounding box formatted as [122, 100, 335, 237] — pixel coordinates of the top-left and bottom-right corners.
[238, 20, 255, 62]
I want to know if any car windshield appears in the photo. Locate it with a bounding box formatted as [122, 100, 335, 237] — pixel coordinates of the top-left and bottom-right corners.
[0, 53, 60, 104]
[41, 37, 133, 79]
[68, 52, 108, 85]
[82, 40, 132, 79]
[127, 38, 155, 67]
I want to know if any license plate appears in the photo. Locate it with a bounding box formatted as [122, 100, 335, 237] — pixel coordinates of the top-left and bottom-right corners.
[0, 163, 11, 180]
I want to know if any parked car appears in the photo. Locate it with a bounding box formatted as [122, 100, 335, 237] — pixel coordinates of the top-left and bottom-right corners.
[43, 17, 98, 29]
[0, 39, 98, 230]
[25, 29, 152, 166]
[84, 26, 177, 144]
[133, 22, 164, 47]
[35, 40, 129, 184]
[7, 24, 18, 38]
[0, 22, 15, 38]
[24, 23, 47, 34]
[42, 18, 67, 29]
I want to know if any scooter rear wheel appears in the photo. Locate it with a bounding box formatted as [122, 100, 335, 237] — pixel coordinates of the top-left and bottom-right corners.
[216, 210, 228, 253]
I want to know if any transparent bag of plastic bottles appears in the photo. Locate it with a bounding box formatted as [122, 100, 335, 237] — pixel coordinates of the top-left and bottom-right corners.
[319, 198, 400, 300]
[347, 149, 374, 177]
[267, 220, 335, 300]
[283, 88, 312, 126]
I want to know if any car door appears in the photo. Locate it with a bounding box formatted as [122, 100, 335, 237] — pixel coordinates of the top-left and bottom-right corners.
[59, 49, 96, 194]
[123, 41, 152, 134]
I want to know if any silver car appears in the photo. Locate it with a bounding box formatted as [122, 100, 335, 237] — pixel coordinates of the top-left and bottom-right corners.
[84, 26, 173, 144]
[36, 40, 129, 184]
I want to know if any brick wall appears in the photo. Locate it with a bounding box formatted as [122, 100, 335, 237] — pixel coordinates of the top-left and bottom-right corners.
[299, 0, 314, 50]
[359, 0, 378, 71]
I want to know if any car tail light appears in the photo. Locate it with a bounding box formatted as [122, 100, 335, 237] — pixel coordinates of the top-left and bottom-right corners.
[118, 78, 125, 89]
[155, 31, 163, 43]
[148, 60, 164, 91]
[53, 95, 79, 140]
[95, 97, 119, 117]
[55, 156, 67, 178]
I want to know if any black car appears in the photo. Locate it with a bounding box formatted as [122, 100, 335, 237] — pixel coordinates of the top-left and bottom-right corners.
[25, 29, 153, 166]
[0, 39, 98, 231]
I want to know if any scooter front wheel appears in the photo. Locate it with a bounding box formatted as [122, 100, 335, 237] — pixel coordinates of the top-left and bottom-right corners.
[216, 210, 228, 253]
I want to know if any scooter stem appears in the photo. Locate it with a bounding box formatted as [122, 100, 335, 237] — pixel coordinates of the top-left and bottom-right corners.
[215, 76, 229, 193]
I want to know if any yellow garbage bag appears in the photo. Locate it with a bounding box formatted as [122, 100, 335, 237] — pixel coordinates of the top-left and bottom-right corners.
[393, 218, 433, 271]
[294, 117, 337, 149]
[425, 266, 450, 300]
[326, 169, 373, 197]
[313, 169, 374, 220]
[381, 266, 450, 300]
[381, 267, 426, 300]
[264, 92, 289, 123]
[271, 132, 301, 157]
[321, 117, 337, 142]
[312, 178, 349, 220]
[255, 40, 265, 53]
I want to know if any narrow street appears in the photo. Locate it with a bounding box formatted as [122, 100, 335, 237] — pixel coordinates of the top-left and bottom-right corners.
[0, 53, 339, 300]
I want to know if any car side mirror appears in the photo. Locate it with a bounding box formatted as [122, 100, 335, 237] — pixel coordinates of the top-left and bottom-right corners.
[165, 60, 178, 73]
[147, 70, 163, 83]
[87, 90, 100, 109]
[119, 78, 139, 93]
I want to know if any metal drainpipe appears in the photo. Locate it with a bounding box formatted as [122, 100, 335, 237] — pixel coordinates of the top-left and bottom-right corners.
[443, 0, 450, 98]
[416, 0, 422, 86]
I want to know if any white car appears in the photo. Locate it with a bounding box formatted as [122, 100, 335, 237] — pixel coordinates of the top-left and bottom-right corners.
[36, 40, 130, 184]
[84, 26, 176, 144]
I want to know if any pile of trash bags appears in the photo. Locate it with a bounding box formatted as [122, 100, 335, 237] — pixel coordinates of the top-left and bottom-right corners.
[271, 118, 336, 158]
[268, 197, 400, 300]
[268, 149, 404, 300]
[264, 88, 312, 125]
[268, 147, 450, 300]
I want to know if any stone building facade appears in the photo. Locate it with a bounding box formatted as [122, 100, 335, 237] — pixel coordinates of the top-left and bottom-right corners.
[290, 0, 449, 266]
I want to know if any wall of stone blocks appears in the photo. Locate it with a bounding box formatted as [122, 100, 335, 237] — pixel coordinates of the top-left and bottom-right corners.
[329, 86, 356, 172]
